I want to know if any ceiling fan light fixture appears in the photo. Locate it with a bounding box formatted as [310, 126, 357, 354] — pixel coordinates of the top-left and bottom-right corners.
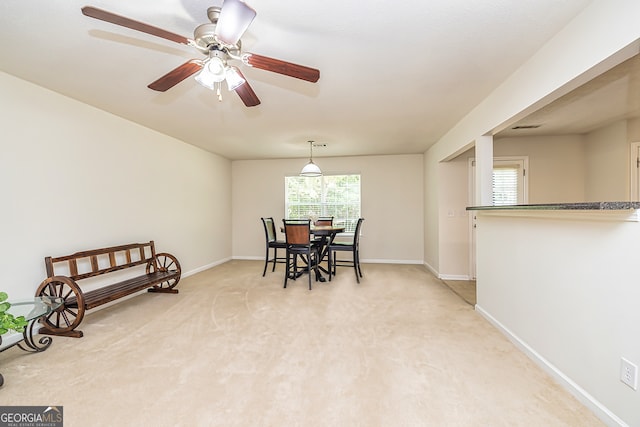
[206, 56, 226, 80]
[225, 66, 246, 90]
[195, 57, 227, 90]
[300, 141, 322, 177]
[194, 69, 215, 90]
[215, 0, 257, 45]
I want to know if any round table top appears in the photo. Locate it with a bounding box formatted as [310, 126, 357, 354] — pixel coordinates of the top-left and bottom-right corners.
[311, 225, 345, 233]
[280, 224, 345, 235]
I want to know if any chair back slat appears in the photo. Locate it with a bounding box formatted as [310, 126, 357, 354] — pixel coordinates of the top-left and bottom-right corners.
[283, 219, 311, 245]
[261, 217, 277, 243]
[315, 217, 333, 226]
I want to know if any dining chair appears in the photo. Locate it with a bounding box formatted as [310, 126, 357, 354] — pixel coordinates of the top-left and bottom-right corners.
[314, 216, 333, 226]
[261, 217, 287, 276]
[328, 218, 365, 283]
[283, 219, 320, 290]
[312, 216, 333, 248]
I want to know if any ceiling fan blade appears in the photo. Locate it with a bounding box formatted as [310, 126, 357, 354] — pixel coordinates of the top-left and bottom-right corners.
[148, 60, 203, 92]
[233, 70, 260, 107]
[81, 6, 191, 45]
[244, 53, 320, 83]
[215, 0, 257, 46]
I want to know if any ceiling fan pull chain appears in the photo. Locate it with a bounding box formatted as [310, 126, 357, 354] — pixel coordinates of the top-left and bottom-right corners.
[216, 82, 222, 102]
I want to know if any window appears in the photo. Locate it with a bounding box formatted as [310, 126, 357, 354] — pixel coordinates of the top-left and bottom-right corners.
[285, 174, 361, 233]
[469, 157, 528, 206]
[491, 159, 527, 205]
[492, 166, 519, 205]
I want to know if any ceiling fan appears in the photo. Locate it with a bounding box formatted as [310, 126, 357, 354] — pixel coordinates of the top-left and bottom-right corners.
[81, 0, 320, 107]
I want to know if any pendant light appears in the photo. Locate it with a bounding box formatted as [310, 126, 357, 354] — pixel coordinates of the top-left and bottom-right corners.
[300, 140, 322, 177]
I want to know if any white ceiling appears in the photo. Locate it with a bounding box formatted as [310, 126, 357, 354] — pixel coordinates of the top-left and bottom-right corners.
[497, 53, 640, 138]
[1, 0, 596, 160]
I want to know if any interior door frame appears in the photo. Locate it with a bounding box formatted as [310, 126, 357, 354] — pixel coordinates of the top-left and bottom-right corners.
[468, 156, 529, 279]
[631, 142, 640, 201]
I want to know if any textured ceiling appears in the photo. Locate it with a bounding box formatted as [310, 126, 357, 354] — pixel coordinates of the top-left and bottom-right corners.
[1, 0, 595, 160]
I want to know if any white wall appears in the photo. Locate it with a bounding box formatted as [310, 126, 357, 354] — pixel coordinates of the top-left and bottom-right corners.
[423, 149, 440, 274]
[494, 135, 587, 203]
[475, 210, 640, 427]
[0, 72, 232, 299]
[232, 154, 424, 264]
[585, 120, 629, 201]
[437, 158, 470, 278]
[629, 117, 640, 141]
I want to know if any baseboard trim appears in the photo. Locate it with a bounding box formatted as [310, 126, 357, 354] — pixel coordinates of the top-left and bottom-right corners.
[232, 256, 263, 261]
[475, 305, 628, 427]
[361, 259, 423, 265]
[423, 261, 437, 277]
[438, 274, 472, 281]
[183, 258, 232, 278]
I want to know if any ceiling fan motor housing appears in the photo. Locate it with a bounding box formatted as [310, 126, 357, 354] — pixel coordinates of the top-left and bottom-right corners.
[207, 6, 221, 24]
[193, 20, 241, 56]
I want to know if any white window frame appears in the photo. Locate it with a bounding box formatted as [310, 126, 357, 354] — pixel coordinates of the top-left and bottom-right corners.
[492, 157, 528, 205]
[468, 156, 529, 205]
[284, 174, 361, 234]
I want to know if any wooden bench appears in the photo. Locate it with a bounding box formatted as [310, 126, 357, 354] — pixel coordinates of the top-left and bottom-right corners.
[35, 241, 180, 338]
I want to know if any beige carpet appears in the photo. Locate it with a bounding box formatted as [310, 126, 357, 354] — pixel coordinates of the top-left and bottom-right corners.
[442, 280, 477, 306]
[0, 261, 603, 426]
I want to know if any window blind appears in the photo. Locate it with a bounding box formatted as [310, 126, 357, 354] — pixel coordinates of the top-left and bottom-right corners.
[492, 166, 519, 205]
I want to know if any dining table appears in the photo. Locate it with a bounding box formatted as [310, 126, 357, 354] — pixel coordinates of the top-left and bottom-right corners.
[281, 223, 345, 281]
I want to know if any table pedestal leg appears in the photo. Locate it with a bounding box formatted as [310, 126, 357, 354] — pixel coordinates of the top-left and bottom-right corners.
[17, 319, 53, 352]
[0, 333, 3, 386]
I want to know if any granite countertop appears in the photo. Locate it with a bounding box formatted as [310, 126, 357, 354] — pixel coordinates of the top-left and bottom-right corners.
[466, 202, 640, 211]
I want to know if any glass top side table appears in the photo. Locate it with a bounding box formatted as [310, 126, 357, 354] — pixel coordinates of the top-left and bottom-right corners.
[0, 296, 63, 386]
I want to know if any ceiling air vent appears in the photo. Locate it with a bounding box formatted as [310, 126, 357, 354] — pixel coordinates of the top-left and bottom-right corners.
[511, 124, 541, 130]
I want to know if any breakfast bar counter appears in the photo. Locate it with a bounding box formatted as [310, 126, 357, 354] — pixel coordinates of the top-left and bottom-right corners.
[466, 200, 640, 427]
[467, 201, 640, 211]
